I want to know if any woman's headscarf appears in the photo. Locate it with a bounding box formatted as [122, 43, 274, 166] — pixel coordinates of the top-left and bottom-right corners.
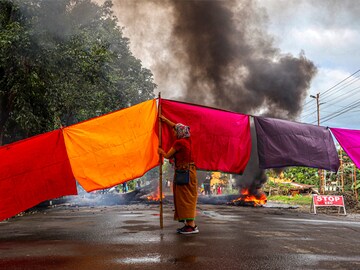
[174, 123, 190, 139]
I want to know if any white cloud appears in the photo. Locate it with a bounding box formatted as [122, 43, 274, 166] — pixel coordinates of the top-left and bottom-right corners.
[290, 28, 359, 49]
[257, 0, 360, 71]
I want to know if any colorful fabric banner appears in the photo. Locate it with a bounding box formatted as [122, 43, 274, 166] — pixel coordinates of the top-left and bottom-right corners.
[254, 117, 340, 171]
[161, 99, 251, 174]
[330, 128, 360, 168]
[63, 99, 159, 192]
[0, 130, 77, 221]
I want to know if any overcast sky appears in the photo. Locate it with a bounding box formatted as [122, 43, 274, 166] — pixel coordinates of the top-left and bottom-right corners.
[106, 0, 360, 130]
[258, 0, 360, 129]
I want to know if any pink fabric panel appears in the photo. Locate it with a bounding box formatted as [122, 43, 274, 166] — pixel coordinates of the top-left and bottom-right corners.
[161, 99, 251, 174]
[330, 127, 360, 168]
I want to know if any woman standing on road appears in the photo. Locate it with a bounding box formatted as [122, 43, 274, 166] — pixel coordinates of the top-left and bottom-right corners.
[158, 115, 199, 235]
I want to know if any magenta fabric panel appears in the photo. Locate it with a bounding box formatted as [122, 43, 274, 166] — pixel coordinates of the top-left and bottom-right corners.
[330, 127, 360, 168]
[161, 99, 251, 174]
[254, 116, 340, 172]
[0, 130, 77, 221]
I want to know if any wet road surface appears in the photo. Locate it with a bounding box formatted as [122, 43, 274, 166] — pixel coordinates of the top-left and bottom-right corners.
[0, 203, 360, 269]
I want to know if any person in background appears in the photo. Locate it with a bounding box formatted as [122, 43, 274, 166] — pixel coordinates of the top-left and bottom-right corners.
[122, 182, 128, 193]
[217, 185, 222, 195]
[204, 174, 211, 195]
[158, 115, 199, 235]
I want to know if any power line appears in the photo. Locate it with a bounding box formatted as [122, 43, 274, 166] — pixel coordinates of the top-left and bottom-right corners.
[303, 69, 360, 101]
[320, 85, 360, 111]
[316, 99, 360, 124]
[301, 68, 360, 126]
[321, 68, 360, 97]
[302, 75, 360, 114]
[321, 75, 360, 102]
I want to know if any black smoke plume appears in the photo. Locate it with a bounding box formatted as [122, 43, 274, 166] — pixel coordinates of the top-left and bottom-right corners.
[111, 0, 317, 119]
[233, 117, 267, 192]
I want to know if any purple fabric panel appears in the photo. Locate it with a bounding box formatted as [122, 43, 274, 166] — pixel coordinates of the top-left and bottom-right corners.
[254, 117, 340, 172]
[330, 127, 360, 168]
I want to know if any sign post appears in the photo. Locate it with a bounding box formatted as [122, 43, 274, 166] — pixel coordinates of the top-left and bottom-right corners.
[310, 195, 346, 215]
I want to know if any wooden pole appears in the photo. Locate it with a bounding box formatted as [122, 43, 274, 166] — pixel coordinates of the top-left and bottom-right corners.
[318, 100, 325, 193]
[158, 92, 164, 229]
[314, 93, 324, 194]
[354, 163, 358, 201]
[340, 147, 344, 192]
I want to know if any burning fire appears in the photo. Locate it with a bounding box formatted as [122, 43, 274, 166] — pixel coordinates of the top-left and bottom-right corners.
[232, 188, 267, 206]
[147, 187, 165, 202]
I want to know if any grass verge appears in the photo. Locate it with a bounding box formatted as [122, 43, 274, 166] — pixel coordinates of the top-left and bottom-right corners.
[268, 194, 312, 206]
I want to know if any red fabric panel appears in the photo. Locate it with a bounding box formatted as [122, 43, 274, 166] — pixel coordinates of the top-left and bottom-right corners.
[0, 130, 77, 221]
[161, 99, 251, 174]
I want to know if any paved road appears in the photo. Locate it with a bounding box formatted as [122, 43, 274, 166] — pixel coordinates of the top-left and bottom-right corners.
[0, 203, 359, 269]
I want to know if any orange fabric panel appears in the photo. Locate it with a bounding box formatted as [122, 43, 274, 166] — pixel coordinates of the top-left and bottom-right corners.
[63, 100, 159, 192]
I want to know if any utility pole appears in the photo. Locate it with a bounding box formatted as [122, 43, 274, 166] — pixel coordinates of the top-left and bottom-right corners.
[340, 147, 344, 192]
[310, 93, 324, 194]
[315, 93, 320, 126]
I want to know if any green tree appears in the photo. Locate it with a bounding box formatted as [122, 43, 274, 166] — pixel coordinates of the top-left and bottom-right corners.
[0, 0, 156, 145]
[267, 167, 318, 185]
[340, 151, 360, 192]
[282, 167, 319, 185]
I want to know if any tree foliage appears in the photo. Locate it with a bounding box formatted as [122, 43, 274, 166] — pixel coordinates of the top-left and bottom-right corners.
[0, 0, 156, 145]
[281, 167, 319, 185]
[266, 167, 319, 187]
[266, 148, 360, 195]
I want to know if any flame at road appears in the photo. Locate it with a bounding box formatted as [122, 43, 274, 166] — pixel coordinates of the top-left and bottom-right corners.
[147, 187, 165, 202]
[232, 188, 267, 206]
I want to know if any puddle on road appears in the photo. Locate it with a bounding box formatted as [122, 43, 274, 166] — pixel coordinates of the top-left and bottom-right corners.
[117, 254, 161, 264]
[201, 211, 242, 221]
[116, 254, 198, 265]
[117, 212, 146, 218]
[298, 254, 360, 264]
[123, 220, 148, 224]
[170, 255, 197, 263]
[263, 202, 299, 209]
[121, 223, 158, 232]
[113, 233, 163, 244]
[272, 217, 360, 227]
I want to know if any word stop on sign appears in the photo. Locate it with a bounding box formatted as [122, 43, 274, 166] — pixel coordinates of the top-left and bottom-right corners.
[310, 195, 346, 215]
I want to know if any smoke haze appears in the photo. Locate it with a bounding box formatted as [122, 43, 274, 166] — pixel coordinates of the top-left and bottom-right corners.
[107, 0, 317, 119]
